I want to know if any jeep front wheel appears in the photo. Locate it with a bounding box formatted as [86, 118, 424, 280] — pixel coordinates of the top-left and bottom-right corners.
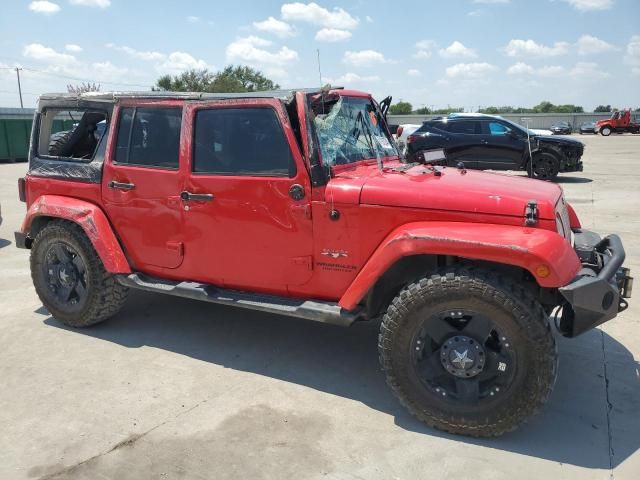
[600, 126, 612, 136]
[30, 220, 129, 327]
[378, 268, 557, 437]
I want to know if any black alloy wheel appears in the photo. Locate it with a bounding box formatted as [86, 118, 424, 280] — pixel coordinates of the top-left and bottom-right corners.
[42, 241, 89, 312]
[531, 153, 559, 180]
[411, 309, 515, 405]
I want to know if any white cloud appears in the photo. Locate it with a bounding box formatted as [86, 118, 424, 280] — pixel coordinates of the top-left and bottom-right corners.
[632, 67, 640, 76]
[439, 41, 477, 58]
[28, 1, 60, 15]
[576, 34, 616, 55]
[414, 40, 435, 59]
[253, 17, 295, 38]
[23, 43, 76, 64]
[281, 2, 359, 29]
[158, 52, 211, 74]
[329, 72, 380, 84]
[186, 16, 200, 23]
[503, 39, 570, 57]
[445, 62, 498, 78]
[315, 28, 351, 42]
[343, 50, 388, 67]
[226, 36, 298, 67]
[68, 0, 110, 7]
[507, 62, 534, 75]
[563, 0, 613, 11]
[65, 44, 83, 53]
[107, 44, 166, 61]
[624, 35, 640, 67]
[365, 15, 373, 23]
[91, 61, 128, 79]
[407, 69, 422, 77]
[507, 61, 609, 78]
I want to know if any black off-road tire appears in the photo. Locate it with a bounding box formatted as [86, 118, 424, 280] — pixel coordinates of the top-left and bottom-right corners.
[600, 126, 612, 136]
[378, 267, 557, 437]
[531, 152, 560, 180]
[48, 130, 72, 156]
[31, 220, 129, 327]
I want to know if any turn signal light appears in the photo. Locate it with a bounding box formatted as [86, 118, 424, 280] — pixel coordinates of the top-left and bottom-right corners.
[407, 134, 419, 143]
[536, 264, 551, 278]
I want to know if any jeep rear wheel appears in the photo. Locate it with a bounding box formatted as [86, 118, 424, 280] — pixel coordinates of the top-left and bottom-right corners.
[531, 152, 559, 180]
[378, 268, 557, 437]
[31, 220, 129, 327]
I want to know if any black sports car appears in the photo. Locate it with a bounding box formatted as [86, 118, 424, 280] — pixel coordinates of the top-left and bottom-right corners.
[579, 122, 597, 134]
[405, 114, 584, 180]
[550, 122, 572, 135]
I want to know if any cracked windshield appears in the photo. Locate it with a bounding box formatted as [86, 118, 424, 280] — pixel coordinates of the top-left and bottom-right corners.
[311, 95, 398, 166]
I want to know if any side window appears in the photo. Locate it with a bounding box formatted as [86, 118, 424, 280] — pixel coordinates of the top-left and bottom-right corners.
[447, 121, 481, 134]
[193, 107, 295, 177]
[37, 109, 108, 160]
[114, 107, 182, 169]
[488, 122, 509, 136]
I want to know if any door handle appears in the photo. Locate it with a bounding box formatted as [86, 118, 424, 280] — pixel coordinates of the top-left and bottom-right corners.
[108, 180, 135, 190]
[480, 140, 489, 144]
[180, 191, 214, 202]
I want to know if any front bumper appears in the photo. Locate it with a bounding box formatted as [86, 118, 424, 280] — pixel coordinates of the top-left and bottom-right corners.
[558, 231, 633, 337]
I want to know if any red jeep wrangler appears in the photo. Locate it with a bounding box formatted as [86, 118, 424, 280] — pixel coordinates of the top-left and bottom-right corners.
[16, 89, 633, 437]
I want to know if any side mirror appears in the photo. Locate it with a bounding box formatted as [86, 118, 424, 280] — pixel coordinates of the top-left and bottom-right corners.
[388, 124, 399, 135]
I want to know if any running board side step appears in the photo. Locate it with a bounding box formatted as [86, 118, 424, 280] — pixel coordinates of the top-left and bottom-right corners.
[116, 273, 361, 327]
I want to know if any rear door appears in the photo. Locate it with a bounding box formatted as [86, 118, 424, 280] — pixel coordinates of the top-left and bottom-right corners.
[177, 98, 313, 293]
[476, 120, 525, 170]
[102, 101, 185, 270]
[442, 120, 483, 168]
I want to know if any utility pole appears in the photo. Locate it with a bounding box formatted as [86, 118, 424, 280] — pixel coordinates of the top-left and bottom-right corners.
[15, 67, 24, 108]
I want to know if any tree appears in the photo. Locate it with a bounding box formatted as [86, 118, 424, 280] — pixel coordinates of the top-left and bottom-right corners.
[67, 82, 100, 94]
[414, 106, 431, 114]
[594, 104, 612, 113]
[389, 101, 413, 115]
[155, 65, 279, 93]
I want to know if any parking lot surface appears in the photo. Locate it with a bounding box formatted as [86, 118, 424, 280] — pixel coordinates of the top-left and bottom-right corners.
[1, 134, 639, 480]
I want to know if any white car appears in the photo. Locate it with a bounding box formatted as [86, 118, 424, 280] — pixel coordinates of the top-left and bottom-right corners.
[394, 124, 422, 156]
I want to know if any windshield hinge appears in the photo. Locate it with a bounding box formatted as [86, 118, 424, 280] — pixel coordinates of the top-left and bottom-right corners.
[525, 199, 538, 226]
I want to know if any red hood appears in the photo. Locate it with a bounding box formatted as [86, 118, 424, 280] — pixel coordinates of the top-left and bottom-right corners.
[327, 163, 562, 220]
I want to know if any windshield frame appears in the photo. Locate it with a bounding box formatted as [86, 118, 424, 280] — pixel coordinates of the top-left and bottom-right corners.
[308, 93, 400, 171]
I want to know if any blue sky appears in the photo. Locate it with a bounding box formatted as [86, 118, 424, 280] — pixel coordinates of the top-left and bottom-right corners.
[1, 0, 639, 110]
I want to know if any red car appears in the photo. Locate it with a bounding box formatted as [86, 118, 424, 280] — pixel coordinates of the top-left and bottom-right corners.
[15, 89, 632, 437]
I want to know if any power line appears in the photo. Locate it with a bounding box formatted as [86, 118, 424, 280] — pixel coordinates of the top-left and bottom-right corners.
[0, 63, 153, 89]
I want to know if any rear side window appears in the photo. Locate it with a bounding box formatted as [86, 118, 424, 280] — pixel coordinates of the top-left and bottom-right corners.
[193, 107, 295, 177]
[37, 109, 107, 160]
[114, 107, 182, 169]
[446, 121, 481, 134]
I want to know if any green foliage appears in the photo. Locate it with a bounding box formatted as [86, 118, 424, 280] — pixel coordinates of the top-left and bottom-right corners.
[432, 107, 464, 115]
[477, 101, 585, 114]
[155, 65, 279, 93]
[414, 106, 431, 115]
[594, 104, 612, 113]
[389, 101, 413, 115]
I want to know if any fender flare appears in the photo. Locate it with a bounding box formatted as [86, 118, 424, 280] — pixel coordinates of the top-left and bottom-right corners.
[21, 195, 131, 274]
[339, 221, 581, 310]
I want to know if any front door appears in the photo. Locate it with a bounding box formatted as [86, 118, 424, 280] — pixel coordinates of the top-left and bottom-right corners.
[475, 120, 525, 170]
[102, 102, 185, 271]
[177, 99, 313, 294]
